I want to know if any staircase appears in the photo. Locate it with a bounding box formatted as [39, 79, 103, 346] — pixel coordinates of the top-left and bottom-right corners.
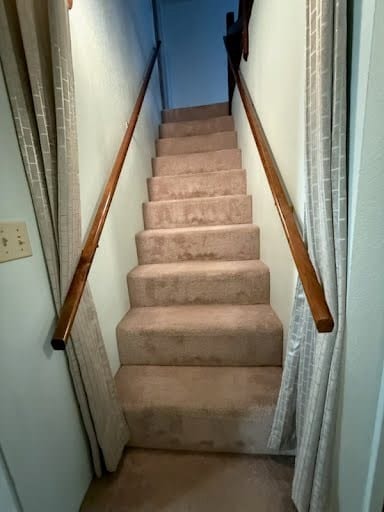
[115, 102, 283, 454]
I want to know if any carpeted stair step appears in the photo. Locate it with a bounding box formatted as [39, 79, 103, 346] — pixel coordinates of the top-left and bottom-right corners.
[156, 131, 237, 157]
[159, 115, 234, 138]
[114, 102, 285, 461]
[116, 365, 282, 453]
[162, 101, 229, 123]
[135, 224, 259, 264]
[148, 169, 246, 201]
[153, 148, 241, 177]
[117, 304, 282, 366]
[127, 260, 270, 307]
[143, 195, 252, 229]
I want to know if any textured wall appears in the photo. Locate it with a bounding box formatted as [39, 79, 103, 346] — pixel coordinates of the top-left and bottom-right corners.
[332, 0, 384, 510]
[157, 0, 238, 108]
[0, 68, 92, 512]
[69, 0, 162, 374]
[232, 0, 306, 348]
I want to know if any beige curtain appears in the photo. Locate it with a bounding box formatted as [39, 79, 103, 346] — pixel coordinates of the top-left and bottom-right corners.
[0, 0, 129, 476]
[268, 0, 347, 510]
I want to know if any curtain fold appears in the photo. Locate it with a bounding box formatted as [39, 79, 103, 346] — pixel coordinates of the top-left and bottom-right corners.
[0, 0, 129, 476]
[268, 0, 347, 510]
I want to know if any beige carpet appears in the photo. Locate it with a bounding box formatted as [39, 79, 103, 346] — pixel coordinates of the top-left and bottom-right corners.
[81, 449, 296, 512]
[116, 102, 285, 454]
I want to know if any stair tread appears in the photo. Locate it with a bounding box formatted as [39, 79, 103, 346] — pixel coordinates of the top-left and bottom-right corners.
[145, 193, 248, 206]
[159, 115, 234, 138]
[156, 130, 237, 157]
[154, 148, 241, 164]
[148, 169, 247, 201]
[161, 115, 232, 126]
[162, 102, 229, 123]
[153, 148, 242, 177]
[149, 167, 244, 182]
[129, 259, 268, 279]
[162, 101, 228, 116]
[136, 223, 258, 238]
[157, 130, 236, 143]
[117, 304, 282, 366]
[143, 194, 252, 230]
[135, 223, 259, 264]
[118, 304, 281, 335]
[116, 365, 282, 413]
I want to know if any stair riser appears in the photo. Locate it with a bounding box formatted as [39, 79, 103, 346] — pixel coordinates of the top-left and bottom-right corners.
[143, 196, 252, 230]
[160, 116, 234, 138]
[148, 170, 246, 201]
[136, 226, 259, 264]
[118, 332, 282, 366]
[156, 132, 237, 157]
[124, 410, 276, 454]
[116, 364, 282, 457]
[153, 149, 242, 177]
[127, 268, 270, 307]
[162, 102, 228, 123]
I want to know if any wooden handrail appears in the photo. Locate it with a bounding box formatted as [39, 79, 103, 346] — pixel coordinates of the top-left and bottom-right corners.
[224, 41, 334, 333]
[52, 42, 161, 350]
[226, 12, 236, 108]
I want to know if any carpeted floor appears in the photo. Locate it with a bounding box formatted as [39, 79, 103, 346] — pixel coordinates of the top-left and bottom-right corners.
[81, 449, 296, 512]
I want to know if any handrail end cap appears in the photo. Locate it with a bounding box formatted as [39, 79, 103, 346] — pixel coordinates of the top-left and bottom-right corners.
[51, 338, 66, 351]
[317, 317, 334, 333]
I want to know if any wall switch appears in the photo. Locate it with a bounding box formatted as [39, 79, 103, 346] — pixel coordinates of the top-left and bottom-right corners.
[0, 222, 33, 263]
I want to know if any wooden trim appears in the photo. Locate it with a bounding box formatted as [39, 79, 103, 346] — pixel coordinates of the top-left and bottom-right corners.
[226, 11, 235, 110]
[241, 0, 249, 60]
[235, 0, 254, 61]
[225, 42, 334, 333]
[51, 42, 161, 350]
[151, 0, 166, 110]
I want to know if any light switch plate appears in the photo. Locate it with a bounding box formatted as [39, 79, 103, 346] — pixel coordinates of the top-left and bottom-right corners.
[0, 222, 33, 263]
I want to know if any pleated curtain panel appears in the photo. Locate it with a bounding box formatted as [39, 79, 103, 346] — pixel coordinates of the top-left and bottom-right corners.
[268, 1, 347, 511]
[0, 0, 129, 476]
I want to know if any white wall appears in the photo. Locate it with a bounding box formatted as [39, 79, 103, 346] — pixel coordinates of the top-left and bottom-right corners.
[69, 0, 162, 374]
[232, 0, 305, 347]
[158, 0, 238, 108]
[332, 0, 384, 510]
[0, 448, 19, 512]
[0, 68, 92, 512]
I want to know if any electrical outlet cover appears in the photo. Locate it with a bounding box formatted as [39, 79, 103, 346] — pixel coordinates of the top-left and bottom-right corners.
[0, 222, 33, 263]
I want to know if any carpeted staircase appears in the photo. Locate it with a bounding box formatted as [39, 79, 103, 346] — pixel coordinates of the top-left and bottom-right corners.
[115, 101, 283, 454]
